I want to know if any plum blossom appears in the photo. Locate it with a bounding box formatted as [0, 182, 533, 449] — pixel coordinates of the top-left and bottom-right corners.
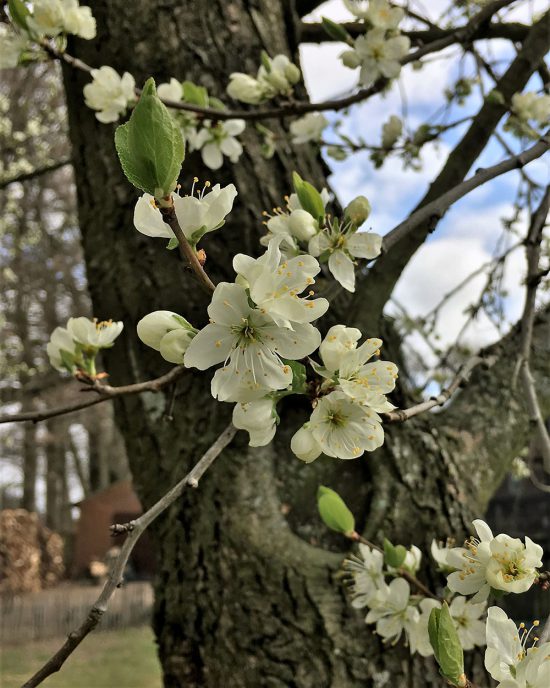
[409, 598, 442, 657]
[0, 25, 28, 69]
[341, 28, 410, 87]
[293, 390, 384, 460]
[485, 607, 550, 688]
[226, 73, 265, 105]
[133, 181, 237, 245]
[83, 66, 136, 123]
[365, 578, 419, 645]
[47, 326, 79, 372]
[227, 54, 301, 104]
[190, 120, 245, 170]
[449, 596, 486, 650]
[67, 317, 123, 349]
[137, 311, 196, 364]
[446, 520, 543, 601]
[381, 115, 402, 148]
[28, 0, 96, 39]
[232, 398, 277, 447]
[345, 544, 385, 608]
[290, 113, 328, 144]
[183, 282, 321, 402]
[290, 425, 322, 463]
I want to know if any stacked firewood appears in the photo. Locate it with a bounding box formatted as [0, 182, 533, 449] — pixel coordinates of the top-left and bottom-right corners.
[0, 509, 64, 594]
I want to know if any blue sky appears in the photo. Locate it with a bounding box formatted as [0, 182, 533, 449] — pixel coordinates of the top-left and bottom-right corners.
[299, 0, 549, 365]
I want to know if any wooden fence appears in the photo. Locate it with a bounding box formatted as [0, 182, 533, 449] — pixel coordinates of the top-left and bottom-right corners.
[1, 581, 154, 643]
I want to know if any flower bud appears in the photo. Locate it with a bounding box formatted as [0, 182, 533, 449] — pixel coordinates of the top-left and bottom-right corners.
[226, 73, 264, 105]
[341, 50, 361, 69]
[288, 209, 318, 241]
[284, 62, 301, 85]
[137, 311, 194, 350]
[291, 425, 322, 463]
[344, 195, 371, 227]
[159, 328, 194, 364]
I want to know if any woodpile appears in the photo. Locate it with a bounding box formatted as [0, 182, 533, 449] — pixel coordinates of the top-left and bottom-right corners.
[0, 509, 64, 594]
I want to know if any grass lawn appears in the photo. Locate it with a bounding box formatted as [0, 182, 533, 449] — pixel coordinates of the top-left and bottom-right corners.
[1, 626, 163, 688]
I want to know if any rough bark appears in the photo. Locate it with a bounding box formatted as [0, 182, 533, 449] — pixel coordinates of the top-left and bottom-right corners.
[61, 2, 550, 686]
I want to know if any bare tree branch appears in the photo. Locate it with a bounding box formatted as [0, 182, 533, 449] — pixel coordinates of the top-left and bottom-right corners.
[0, 158, 72, 190]
[21, 422, 238, 688]
[0, 365, 186, 424]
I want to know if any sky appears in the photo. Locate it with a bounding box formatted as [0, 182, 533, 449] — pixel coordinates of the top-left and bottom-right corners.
[300, 0, 549, 368]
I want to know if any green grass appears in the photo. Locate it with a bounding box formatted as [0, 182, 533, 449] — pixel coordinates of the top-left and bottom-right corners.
[1, 626, 163, 688]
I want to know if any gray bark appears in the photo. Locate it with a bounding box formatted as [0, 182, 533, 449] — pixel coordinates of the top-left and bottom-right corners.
[61, 2, 550, 686]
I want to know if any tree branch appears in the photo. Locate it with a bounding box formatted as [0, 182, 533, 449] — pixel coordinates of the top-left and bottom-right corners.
[0, 365, 186, 424]
[0, 158, 72, 190]
[350, 9, 550, 327]
[21, 422, 237, 688]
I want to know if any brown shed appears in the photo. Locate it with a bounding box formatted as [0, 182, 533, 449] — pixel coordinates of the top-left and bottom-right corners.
[72, 480, 154, 578]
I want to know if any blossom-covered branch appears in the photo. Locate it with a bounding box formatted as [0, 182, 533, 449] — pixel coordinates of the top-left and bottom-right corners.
[21, 422, 237, 688]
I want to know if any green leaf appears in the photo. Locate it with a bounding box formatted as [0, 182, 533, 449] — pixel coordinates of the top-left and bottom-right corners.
[437, 603, 465, 686]
[8, 0, 30, 30]
[383, 538, 407, 568]
[321, 17, 351, 43]
[428, 607, 441, 663]
[317, 486, 355, 535]
[260, 51, 272, 73]
[292, 172, 325, 223]
[115, 78, 185, 198]
[166, 237, 179, 250]
[182, 81, 209, 107]
[282, 359, 307, 393]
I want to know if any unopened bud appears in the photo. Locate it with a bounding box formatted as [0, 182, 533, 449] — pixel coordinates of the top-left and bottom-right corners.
[344, 195, 371, 226]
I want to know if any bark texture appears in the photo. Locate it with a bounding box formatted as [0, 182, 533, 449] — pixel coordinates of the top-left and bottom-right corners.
[61, 2, 550, 686]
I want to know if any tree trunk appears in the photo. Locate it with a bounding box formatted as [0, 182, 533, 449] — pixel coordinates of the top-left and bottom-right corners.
[61, 2, 550, 686]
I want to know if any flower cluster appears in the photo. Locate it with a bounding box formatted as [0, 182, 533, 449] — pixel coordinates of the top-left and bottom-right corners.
[47, 316, 123, 376]
[437, 519, 543, 602]
[226, 54, 301, 105]
[485, 607, 550, 688]
[83, 67, 136, 123]
[27, 0, 96, 40]
[261, 178, 382, 292]
[157, 78, 246, 170]
[505, 91, 550, 140]
[291, 325, 398, 461]
[289, 113, 329, 145]
[345, 542, 486, 655]
[340, 0, 410, 87]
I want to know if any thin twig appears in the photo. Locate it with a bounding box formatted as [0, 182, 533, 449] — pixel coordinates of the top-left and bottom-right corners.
[0, 365, 186, 425]
[382, 133, 550, 255]
[0, 158, 72, 190]
[383, 354, 495, 423]
[21, 422, 238, 688]
[159, 203, 216, 294]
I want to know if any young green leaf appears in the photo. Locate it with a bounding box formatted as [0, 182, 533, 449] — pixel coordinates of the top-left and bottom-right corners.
[115, 78, 185, 198]
[8, 0, 30, 30]
[429, 603, 465, 687]
[317, 486, 355, 535]
[282, 359, 307, 393]
[428, 607, 441, 663]
[182, 81, 209, 107]
[321, 17, 351, 43]
[292, 172, 325, 223]
[383, 538, 407, 568]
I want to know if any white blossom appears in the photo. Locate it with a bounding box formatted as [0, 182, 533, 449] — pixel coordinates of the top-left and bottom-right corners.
[446, 520, 543, 601]
[341, 28, 410, 87]
[309, 223, 382, 293]
[83, 66, 136, 123]
[449, 596, 486, 650]
[430, 539, 454, 570]
[233, 239, 329, 328]
[365, 0, 404, 30]
[226, 73, 265, 105]
[257, 54, 301, 98]
[316, 326, 398, 412]
[290, 113, 328, 144]
[47, 326, 78, 371]
[157, 78, 183, 103]
[137, 311, 196, 364]
[232, 398, 277, 447]
[485, 606, 550, 688]
[134, 182, 237, 244]
[183, 282, 321, 402]
[290, 425, 322, 463]
[28, 0, 96, 39]
[512, 92, 550, 125]
[345, 544, 385, 608]
[190, 120, 245, 170]
[365, 578, 418, 645]
[298, 390, 384, 460]
[67, 317, 123, 349]
[409, 598, 441, 657]
[0, 25, 28, 69]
